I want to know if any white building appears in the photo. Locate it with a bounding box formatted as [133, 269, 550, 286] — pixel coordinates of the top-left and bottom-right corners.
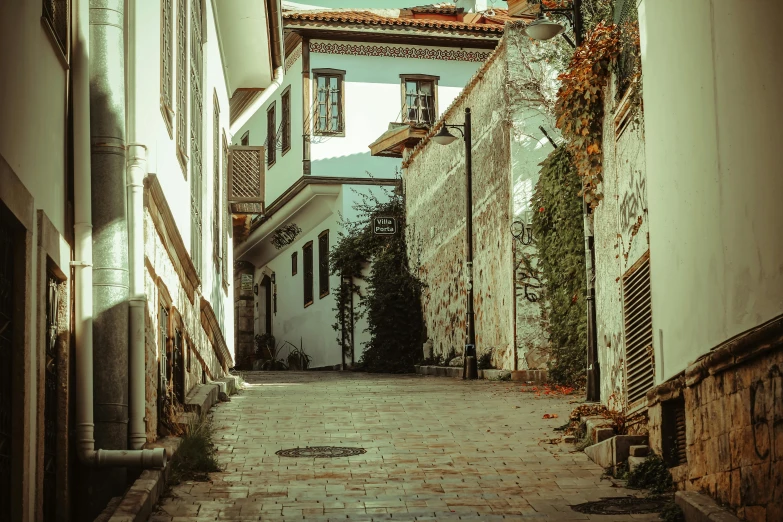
[232, 2, 510, 369]
[0, 0, 281, 519]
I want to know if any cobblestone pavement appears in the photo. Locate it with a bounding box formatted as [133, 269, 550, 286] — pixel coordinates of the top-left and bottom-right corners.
[151, 372, 660, 521]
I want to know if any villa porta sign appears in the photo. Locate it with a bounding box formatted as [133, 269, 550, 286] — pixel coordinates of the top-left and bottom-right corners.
[373, 217, 397, 235]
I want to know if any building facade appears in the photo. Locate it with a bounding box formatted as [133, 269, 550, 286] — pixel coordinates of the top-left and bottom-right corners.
[0, 0, 280, 519]
[232, 2, 511, 369]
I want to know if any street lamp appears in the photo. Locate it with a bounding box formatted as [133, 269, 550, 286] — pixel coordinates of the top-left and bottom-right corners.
[433, 107, 478, 380]
[522, 0, 584, 47]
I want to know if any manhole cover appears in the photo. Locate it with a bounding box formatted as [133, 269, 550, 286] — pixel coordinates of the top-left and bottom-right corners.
[276, 446, 367, 458]
[571, 496, 670, 515]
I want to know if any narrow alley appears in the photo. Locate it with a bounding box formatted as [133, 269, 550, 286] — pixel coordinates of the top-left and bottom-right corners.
[151, 373, 657, 521]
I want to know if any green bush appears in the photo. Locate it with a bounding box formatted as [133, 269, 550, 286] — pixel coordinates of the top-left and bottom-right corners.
[627, 453, 674, 494]
[531, 147, 588, 386]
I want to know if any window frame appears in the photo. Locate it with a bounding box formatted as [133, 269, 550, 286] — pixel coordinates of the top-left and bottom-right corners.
[41, 0, 70, 66]
[303, 241, 314, 308]
[267, 102, 277, 167]
[291, 251, 298, 276]
[400, 74, 439, 126]
[160, 0, 174, 137]
[176, 0, 189, 175]
[318, 230, 329, 299]
[281, 86, 291, 155]
[312, 68, 346, 137]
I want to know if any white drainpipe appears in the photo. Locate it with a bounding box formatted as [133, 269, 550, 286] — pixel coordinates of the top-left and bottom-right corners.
[230, 67, 285, 136]
[127, 144, 147, 451]
[72, 0, 165, 468]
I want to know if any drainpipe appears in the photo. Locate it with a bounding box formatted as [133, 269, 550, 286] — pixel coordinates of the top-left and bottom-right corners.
[229, 67, 284, 136]
[72, 0, 165, 469]
[127, 145, 147, 450]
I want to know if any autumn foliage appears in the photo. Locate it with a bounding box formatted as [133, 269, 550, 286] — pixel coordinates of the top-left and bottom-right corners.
[554, 22, 620, 208]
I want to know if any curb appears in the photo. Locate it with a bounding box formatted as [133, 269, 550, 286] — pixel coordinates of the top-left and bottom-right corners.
[414, 365, 548, 383]
[99, 377, 242, 522]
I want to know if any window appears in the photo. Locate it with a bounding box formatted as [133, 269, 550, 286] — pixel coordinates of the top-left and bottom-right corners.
[213, 93, 220, 268]
[176, 0, 188, 169]
[42, 0, 69, 57]
[160, 0, 174, 134]
[267, 103, 276, 166]
[240, 131, 249, 146]
[402, 75, 438, 126]
[318, 230, 329, 298]
[303, 241, 313, 307]
[313, 69, 345, 135]
[291, 252, 298, 276]
[281, 88, 291, 154]
[221, 132, 229, 287]
[189, 0, 203, 276]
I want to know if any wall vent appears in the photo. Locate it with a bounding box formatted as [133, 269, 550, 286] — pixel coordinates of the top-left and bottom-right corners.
[622, 251, 654, 411]
[661, 396, 687, 467]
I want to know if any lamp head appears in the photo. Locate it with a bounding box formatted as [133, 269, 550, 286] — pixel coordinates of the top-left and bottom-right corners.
[523, 13, 565, 41]
[432, 125, 459, 146]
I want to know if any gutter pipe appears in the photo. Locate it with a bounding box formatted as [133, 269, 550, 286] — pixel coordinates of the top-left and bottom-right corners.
[72, 0, 165, 468]
[230, 67, 285, 136]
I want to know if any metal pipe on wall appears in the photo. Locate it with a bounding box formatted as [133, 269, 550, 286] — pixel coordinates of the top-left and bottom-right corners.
[71, 2, 165, 516]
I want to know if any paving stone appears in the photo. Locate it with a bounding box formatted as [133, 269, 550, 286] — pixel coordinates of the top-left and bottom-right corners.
[154, 372, 655, 520]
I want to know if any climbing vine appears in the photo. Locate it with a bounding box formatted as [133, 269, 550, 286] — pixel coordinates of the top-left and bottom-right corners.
[554, 21, 620, 209]
[531, 147, 587, 386]
[330, 181, 425, 373]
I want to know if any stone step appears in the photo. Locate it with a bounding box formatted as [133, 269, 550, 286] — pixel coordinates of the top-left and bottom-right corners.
[628, 455, 646, 472]
[584, 434, 648, 471]
[629, 444, 649, 457]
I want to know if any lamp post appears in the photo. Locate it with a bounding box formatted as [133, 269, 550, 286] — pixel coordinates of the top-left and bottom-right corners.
[433, 108, 478, 380]
[526, 1, 600, 403]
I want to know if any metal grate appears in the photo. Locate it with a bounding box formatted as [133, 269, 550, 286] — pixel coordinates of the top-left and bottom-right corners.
[158, 306, 170, 425]
[276, 447, 366, 458]
[227, 146, 265, 214]
[303, 241, 313, 306]
[221, 134, 229, 284]
[622, 253, 654, 410]
[43, 275, 61, 521]
[213, 95, 221, 266]
[176, 0, 188, 164]
[0, 205, 15, 517]
[173, 330, 185, 405]
[190, 0, 204, 277]
[161, 0, 173, 115]
[662, 397, 687, 467]
[43, 0, 69, 54]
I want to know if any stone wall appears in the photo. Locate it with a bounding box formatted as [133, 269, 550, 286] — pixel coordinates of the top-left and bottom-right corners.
[143, 207, 226, 441]
[594, 79, 649, 410]
[403, 27, 553, 370]
[647, 316, 783, 521]
[404, 40, 514, 367]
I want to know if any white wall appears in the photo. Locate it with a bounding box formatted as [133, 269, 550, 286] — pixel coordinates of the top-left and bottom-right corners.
[128, 0, 234, 350]
[0, 1, 69, 237]
[639, 0, 783, 380]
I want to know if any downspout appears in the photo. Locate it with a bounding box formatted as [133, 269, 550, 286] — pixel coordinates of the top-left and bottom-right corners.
[72, 0, 164, 467]
[229, 67, 284, 136]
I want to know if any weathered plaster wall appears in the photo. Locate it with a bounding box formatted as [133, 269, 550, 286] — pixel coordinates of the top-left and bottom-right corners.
[506, 30, 556, 370]
[143, 209, 225, 440]
[594, 79, 649, 410]
[404, 41, 516, 367]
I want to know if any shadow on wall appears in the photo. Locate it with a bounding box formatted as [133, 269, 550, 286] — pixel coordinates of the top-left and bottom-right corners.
[311, 151, 399, 178]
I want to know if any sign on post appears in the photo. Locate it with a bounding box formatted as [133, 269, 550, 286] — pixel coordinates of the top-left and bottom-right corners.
[373, 217, 397, 235]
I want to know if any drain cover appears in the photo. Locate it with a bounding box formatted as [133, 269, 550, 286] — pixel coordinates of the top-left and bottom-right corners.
[571, 496, 670, 515]
[276, 446, 367, 458]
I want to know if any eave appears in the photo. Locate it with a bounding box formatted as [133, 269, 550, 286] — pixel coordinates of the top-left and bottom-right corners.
[370, 123, 430, 159]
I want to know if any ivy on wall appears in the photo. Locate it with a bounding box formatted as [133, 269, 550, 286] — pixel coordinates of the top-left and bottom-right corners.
[531, 147, 587, 386]
[330, 183, 425, 373]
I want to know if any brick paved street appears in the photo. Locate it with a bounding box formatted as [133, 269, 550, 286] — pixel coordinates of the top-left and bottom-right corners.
[151, 372, 659, 521]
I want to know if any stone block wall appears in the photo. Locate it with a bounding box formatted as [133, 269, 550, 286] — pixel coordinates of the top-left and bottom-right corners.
[647, 317, 783, 521]
[143, 208, 227, 441]
[404, 40, 515, 367]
